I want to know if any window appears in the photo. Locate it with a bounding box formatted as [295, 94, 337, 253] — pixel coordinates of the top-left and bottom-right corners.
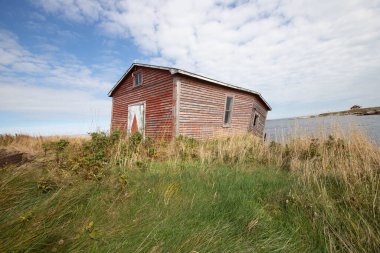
[253, 113, 259, 127]
[134, 72, 142, 86]
[224, 96, 233, 125]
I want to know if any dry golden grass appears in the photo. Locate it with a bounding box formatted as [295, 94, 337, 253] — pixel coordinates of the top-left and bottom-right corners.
[0, 127, 379, 252]
[0, 134, 89, 154]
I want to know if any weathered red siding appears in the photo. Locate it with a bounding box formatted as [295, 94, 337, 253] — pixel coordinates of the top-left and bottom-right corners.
[110, 65, 270, 140]
[111, 66, 174, 138]
[176, 75, 268, 139]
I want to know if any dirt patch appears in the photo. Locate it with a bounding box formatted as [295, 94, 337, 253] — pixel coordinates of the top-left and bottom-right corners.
[0, 149, 29, 168]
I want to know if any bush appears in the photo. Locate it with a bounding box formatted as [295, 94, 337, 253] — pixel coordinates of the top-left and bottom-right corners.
[43, 139, 70, 167]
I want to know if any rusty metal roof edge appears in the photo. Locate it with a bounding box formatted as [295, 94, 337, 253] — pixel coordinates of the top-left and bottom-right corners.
[108, 63, 272, 111]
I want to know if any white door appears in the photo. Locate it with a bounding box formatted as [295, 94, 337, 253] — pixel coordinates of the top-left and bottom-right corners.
[127, 103, 145, 135]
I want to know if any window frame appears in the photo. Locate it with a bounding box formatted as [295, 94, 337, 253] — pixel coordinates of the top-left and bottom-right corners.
[133, 71, 143, 87]
[253, 112, 260, 127]
[223, 95, 234, 127]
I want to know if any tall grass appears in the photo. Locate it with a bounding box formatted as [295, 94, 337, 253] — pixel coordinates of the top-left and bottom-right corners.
[0, 134, 88, 154]
[0, 129, 379, 252]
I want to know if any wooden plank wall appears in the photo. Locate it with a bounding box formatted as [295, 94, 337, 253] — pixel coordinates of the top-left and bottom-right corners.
[177, 75, 268, 139]
[111, 67, 174, 139]
[248, 96, 269, 136]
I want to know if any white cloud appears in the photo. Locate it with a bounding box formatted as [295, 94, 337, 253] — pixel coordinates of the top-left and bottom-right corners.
[0, 29, 112, 91]
[0, 82, 110, 116]
[0, 28, 115, 133]
[35, 0, 102, 22]
[28, 0, 380, 118]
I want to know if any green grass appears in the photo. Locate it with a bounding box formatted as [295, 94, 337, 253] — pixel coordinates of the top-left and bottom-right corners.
[0, 132, 379, 252]
[0, 162, 311, 252]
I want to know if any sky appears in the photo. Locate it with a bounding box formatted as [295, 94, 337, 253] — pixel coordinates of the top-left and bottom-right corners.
[0, 0, 379, 135]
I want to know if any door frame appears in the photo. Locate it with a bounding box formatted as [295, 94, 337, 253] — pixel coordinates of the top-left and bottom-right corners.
[127, 101, 146, 138]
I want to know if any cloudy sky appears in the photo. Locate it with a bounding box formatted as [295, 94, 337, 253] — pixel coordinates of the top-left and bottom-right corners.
[0, 0, 379, 135]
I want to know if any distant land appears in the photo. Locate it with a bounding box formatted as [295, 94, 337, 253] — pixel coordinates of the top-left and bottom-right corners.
[295, 106, 380, 119]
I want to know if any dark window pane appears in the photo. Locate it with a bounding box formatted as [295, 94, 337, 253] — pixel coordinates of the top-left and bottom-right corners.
[224, 111, 231, 124]
[253, 114, 259, 126]
[224, 96, 233, 125]
[134, 73, 141, 86]
[226, 96, 233, 111]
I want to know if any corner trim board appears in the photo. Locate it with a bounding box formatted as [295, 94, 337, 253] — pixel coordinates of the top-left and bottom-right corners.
[175, 79, 181, 137]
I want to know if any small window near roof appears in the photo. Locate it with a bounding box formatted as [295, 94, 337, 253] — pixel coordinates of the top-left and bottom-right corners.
[224, 96, 233, 125]
[253, 113, 259, 127]
[134, 72, 142, 86]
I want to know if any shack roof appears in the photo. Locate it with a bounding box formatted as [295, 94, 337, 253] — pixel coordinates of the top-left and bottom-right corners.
[108, 63, 271, 110]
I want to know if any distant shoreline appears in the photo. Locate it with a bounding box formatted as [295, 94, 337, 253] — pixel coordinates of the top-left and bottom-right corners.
[292, 106, 380, 120]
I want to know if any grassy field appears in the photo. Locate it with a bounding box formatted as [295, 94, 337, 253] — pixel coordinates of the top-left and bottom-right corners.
[0, 131, 379, 252]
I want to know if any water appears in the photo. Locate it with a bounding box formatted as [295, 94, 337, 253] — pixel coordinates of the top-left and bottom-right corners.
[265, 115, 380, 145]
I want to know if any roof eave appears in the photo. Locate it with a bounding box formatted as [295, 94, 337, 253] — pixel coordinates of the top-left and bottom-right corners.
[172, 69, 272, 111]
[107, 63, 170, 97]
[108, 63, 272, 111]
[107, 64, 135, 97]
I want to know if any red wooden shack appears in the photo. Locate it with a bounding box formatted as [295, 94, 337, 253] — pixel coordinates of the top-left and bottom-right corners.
[108, 63, 271, 139]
